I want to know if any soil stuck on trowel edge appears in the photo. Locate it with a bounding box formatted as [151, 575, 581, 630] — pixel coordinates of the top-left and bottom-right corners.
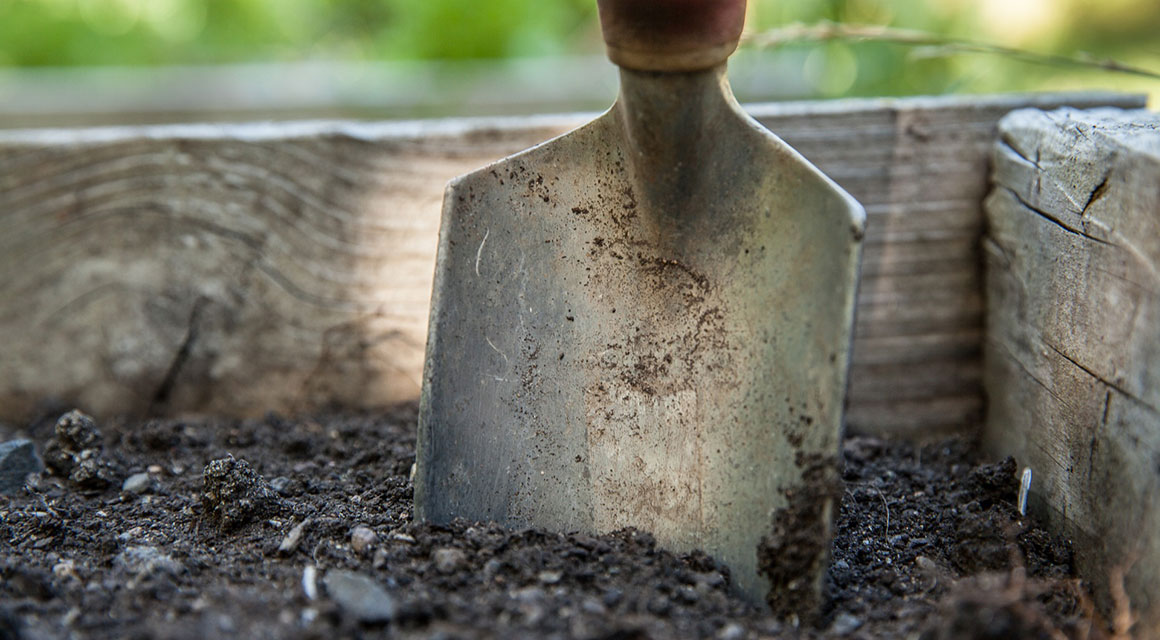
[0, 405, 1111, 639]
[757, 453, 841, 624]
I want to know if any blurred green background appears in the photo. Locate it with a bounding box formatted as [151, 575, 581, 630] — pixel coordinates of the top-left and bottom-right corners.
[0, 0, 1156, 124]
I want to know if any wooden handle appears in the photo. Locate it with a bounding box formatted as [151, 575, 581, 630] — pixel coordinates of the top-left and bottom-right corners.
[597, 0, 746, 72]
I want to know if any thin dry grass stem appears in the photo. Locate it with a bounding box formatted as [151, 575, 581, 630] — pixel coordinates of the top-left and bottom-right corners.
[743, 22, 1160, 81]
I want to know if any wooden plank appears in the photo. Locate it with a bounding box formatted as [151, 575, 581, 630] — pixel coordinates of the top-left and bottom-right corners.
[845, 395, 984, 440]
[851, 329, 981, 365]
[0, 119, 582, 421]
[0, 93, 1145, 439]
[983, 107, 1160, 630]
[790, 93, 1146, 436]
[847, 358, 981, 402]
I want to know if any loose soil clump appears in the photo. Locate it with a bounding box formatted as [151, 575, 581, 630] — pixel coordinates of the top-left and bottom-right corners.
[1, 406, 1107, 639]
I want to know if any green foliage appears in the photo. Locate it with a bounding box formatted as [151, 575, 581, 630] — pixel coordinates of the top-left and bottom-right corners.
[0, 0, 1155, 99]
[746, 0, 962, 97]
[744, 0, 1159, 98]
[0, 0, 596, 66]
[377, 0, 594, 59]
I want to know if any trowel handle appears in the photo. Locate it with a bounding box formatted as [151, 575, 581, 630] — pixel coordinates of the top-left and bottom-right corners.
[597, 0, 746, 72]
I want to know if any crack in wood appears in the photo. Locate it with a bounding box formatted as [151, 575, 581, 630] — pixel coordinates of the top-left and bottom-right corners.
[150, 298, 206, 414]
[997, 136, 1042, 171]
[1001, 185, 1117, 247]
[993, 339, 1074, 412]
[1089, 390, 1112, 481]
[1081, 171, 1112, 217]
[1043, 340, 1160, 416]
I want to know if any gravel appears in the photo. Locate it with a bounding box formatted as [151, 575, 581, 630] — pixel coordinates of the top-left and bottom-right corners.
[0, 439, 41, 494]
[121, 472, 152, 495]
[323, 569, 398, 623]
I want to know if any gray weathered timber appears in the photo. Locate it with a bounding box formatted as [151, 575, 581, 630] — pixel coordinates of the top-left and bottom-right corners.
[0, 118, 579, 422]
[984, 107, 1160, 630]
[0, 93, 1144, 434]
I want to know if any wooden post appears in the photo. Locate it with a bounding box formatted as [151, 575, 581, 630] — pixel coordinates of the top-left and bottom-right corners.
[984, 106, 1160, 630]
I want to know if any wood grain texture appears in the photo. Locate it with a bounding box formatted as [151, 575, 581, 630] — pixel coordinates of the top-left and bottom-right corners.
[983, 107, 1160, 629]
[770, 93, 1145, 437]
[0, 118, 581, 422]
[0, 93, 1145, 437]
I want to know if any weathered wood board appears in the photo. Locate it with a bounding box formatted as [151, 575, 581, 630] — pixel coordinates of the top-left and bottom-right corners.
[984, 107, 1160, 630]
[0, 93, 1145, 438]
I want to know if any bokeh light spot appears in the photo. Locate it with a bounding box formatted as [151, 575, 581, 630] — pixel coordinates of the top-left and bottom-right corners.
[141, 0, 206, 44]
[78, 0, 141, 37]
[804, 44, 859, 96]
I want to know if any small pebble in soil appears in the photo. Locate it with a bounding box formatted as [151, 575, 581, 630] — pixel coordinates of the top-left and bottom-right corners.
[201, 456, 287, 532]
[0, 439, 42, 494]
[482, 558, 503, 581]
[432, 547, 467, 573]
[372, 548, 388, 570]
[43, 410, 118, 490]
[52, 560, 79, 581]
[717, 622, 746, 640]
[390, 531, 415, 544]
[121, 472, 152, 495]
[302, 565, 319, 601]
[113, 545, 183, 579]
[323, 569, 396, 624]
[829, 612, 863, 635]
[350, 525, 377, 555]
[279, 518, 311, 555]
[268, 475, 297, 496]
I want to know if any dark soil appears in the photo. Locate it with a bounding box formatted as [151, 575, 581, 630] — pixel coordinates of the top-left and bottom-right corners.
[0, 406, 1108, 639]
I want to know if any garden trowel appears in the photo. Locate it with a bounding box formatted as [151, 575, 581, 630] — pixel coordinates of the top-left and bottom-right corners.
[416, 0, 864, 616]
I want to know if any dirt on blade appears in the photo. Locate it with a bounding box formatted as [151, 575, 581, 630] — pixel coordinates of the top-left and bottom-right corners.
[758, 453, 841, 623]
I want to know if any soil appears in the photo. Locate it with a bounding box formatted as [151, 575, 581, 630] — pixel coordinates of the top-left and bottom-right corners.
[0, 405, 1110, 639]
